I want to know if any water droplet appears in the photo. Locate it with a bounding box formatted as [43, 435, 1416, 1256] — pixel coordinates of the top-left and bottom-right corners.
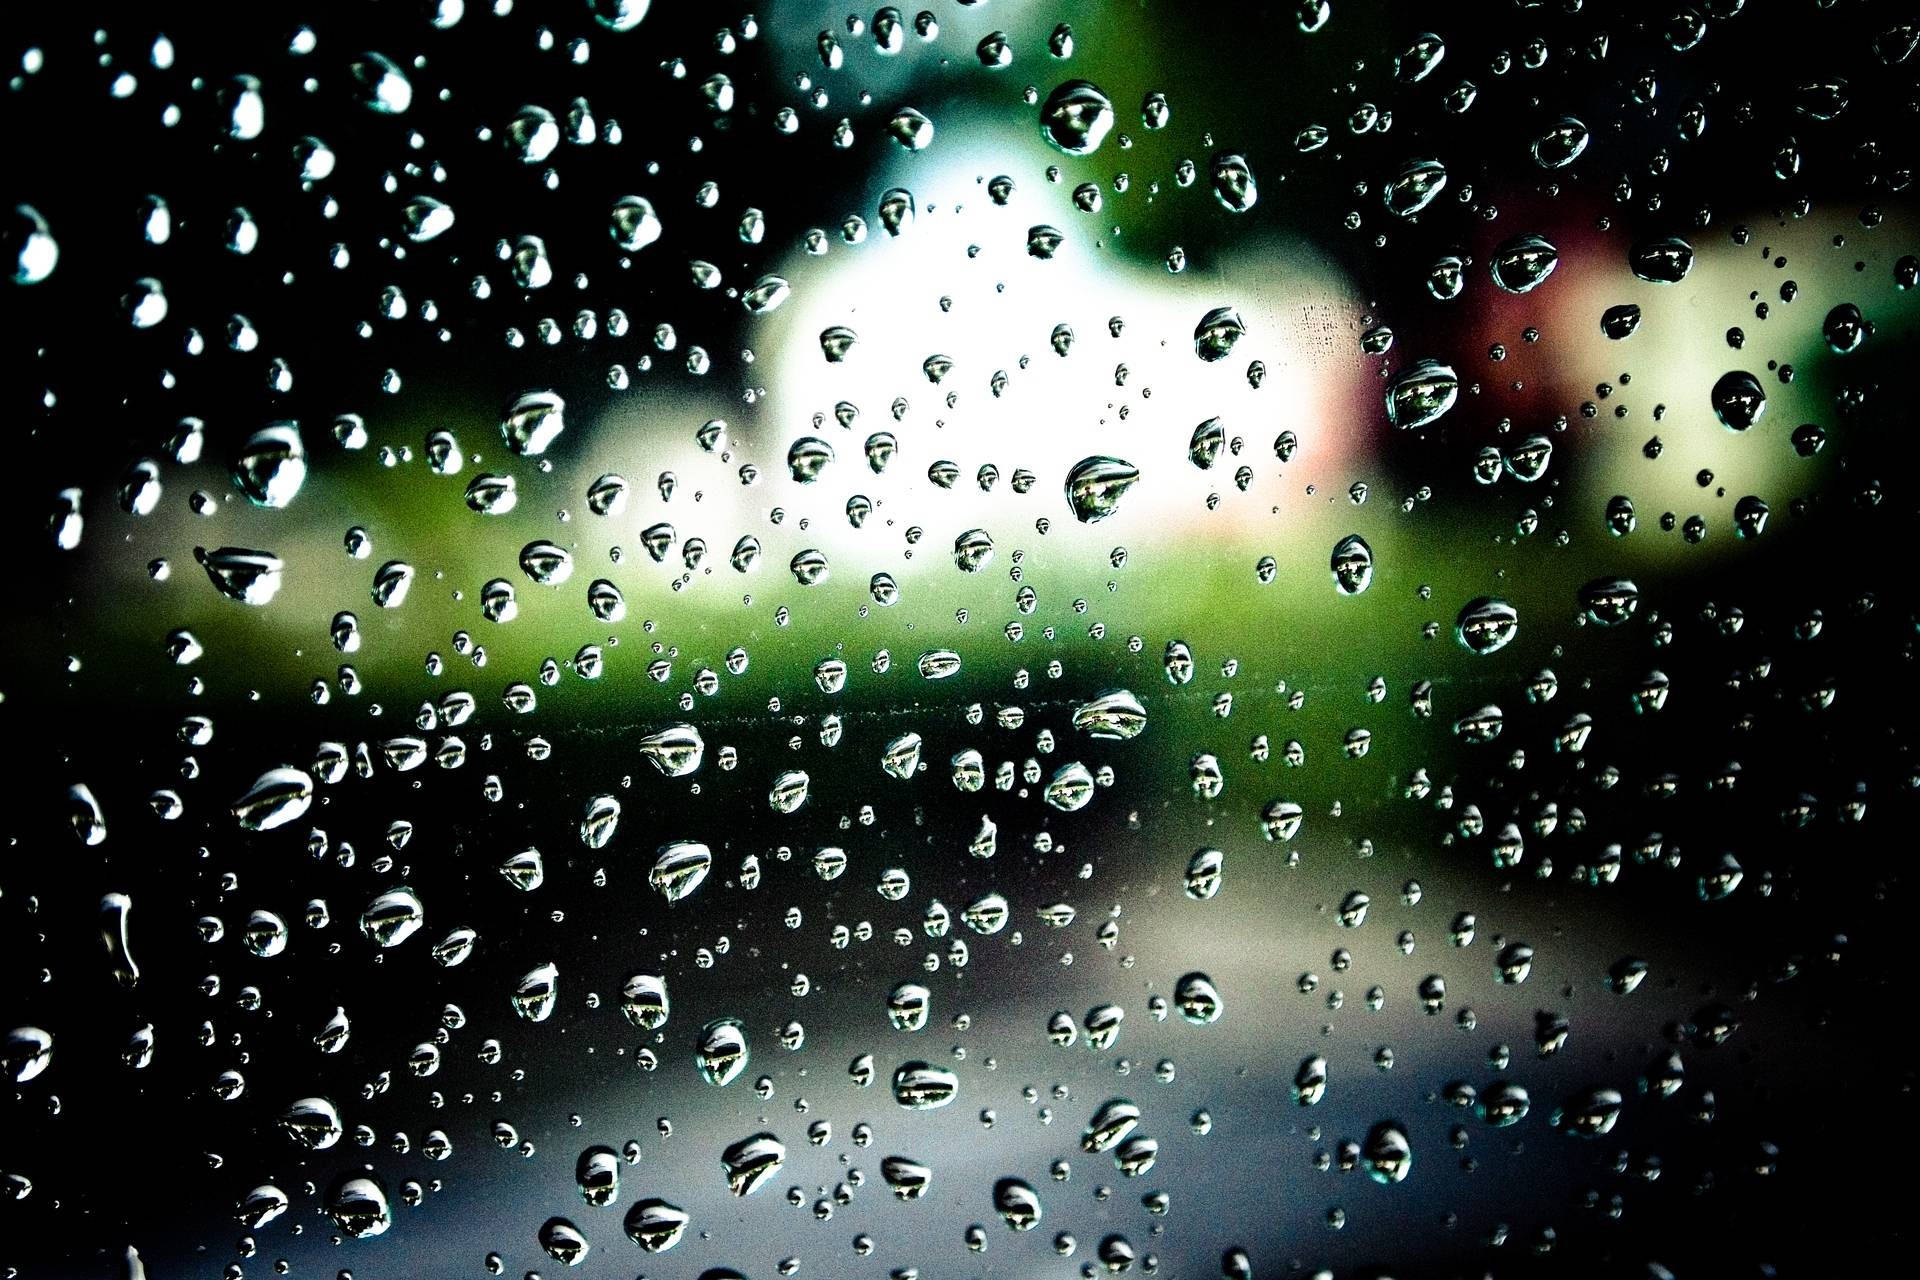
[8, 205, 57, 284]
[1386, 360, 1459, 429]
[1072, 689, 1147, 740]
[1711, 371, 1766, 430]
[624, 1198, 689, 1251]
[696, 1018, 749, 1086]
[195, 546, 284, 605]
[1455, 597, 1520, 655]
[651, 841, 713, 902]
[1601, 304, 1642, 339]
[1362, 1122, 1412, 1183]
[538, 1217, 589, 1266]
[1211, 153, 1257, 212]
[512, 961, 560, 1022]
[1194, 307, 1246, 362]
[1552, 1087, 1624, 1137]
[892, 1060, 958, 1109]
[1331, 535, 1374, 595]
[1629, 236, 1694, 283]
[358, 887, 425, 947]
[1040, 81, 1114, 155]
[3, 1027, 53, 1084]
[325, 1174, 392, 1238]
[1491, 235, 1560, 293]
[348, 53, 412, 113]
[502, 390, 566, 456]
[1383, 159, 1447, 217]
[279, 1096, 343, 1149]
[232, 767, 313, 830]
[1175, 972, 1223, 1024]
[1531, 115, 1589, 168]
[994, 1177, 1043, 1229]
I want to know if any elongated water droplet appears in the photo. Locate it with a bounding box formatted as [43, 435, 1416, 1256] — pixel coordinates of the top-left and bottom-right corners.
[1629, 236, 1694, 283]
[1082, 1099, 1141, 1153]
[1490, 234, 1559, 293]
[1211, 153, 1256, 212]
[1531, 115, 1589, 168]
[638, 723, 705, 776]
[892, 1060, 958, 1109]
[3, 1027, 53, 1084]
[1073, 689, 1147, 740]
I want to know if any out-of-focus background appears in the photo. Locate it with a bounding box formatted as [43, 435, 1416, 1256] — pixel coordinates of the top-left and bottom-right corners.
[3, 1, 1916, 1277]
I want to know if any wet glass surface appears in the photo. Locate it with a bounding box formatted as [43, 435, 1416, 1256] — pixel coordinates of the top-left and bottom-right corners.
[4, 2, 1917, 1277]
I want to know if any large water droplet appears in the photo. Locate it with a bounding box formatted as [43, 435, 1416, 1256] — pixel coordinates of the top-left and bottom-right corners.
[651, 841, 713, 902]
[232, 424, 307, 508]
[1383, 159, 1447, 216]
[1531, 115, 1589, 168]
[1386, 360, 1459, 429]
[1455, 597, 1520, 654]
[610, 195, 662, 251]
[195, 546, 285, 605]
[1490, 234, 1560, 293]
[1331, 535, 1374, 595]
[624, 1199, 689, 1251]
[232, 767, 313, 830]
[324, 1174, 391, 1238]
[696, 1018, 749, 1086]
[359, 887, 425, 947]
[502, 390, 565, 456]
[1711, 370, 1766, 430]
[1072, 689, 1147, 740]
[512, 962, 559, 1022]
[8, 205, 57, 284]
[1040, 81, 1114, 154]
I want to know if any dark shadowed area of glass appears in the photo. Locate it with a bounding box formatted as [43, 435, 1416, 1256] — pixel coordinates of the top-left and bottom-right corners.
[3, 2, 1915, 1278]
